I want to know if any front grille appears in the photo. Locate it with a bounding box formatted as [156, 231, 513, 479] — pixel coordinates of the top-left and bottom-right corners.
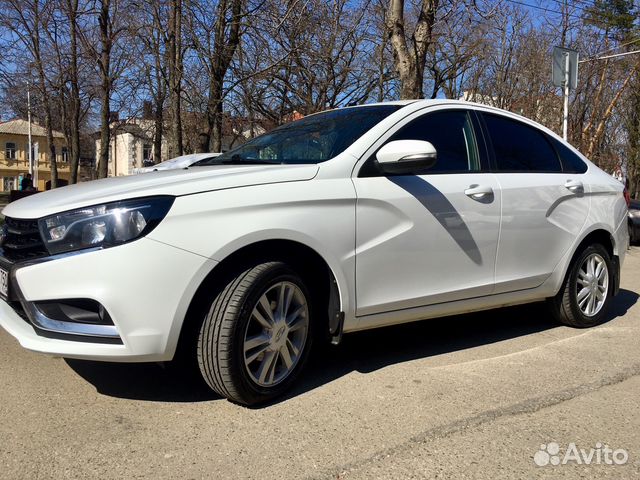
[1, 217, 49, 261]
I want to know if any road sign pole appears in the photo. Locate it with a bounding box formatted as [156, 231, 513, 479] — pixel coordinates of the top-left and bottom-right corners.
[563, 52, 569, 141]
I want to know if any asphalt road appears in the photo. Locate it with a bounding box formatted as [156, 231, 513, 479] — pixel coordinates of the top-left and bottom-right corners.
[2, 249, 640, 479]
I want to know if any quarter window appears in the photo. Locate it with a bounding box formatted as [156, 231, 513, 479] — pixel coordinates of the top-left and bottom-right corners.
[482, 113, 561, 172]
[548, 136, 587, 173]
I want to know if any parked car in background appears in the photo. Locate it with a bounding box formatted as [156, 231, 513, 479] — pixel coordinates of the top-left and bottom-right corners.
[628, 200, 640, 244]
[132, 153, 221, 174]
[0, 100, 628, 406]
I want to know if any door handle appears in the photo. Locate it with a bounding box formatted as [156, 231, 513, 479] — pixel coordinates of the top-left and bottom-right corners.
[465, 184, 494, 201]
[565, 180, 584, 194]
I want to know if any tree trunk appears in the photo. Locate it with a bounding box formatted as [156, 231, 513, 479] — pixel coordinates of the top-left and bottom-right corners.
[153, 103, 163, 163]
[168, 0, 183, 158]
[97, 0, 112, 179]
[208, 75, 224, 152]
[66, 0, 81, 183]
[584, 65, 638, 159]
[386, 0, 438, 99]
[31, 1, 58, 188]
[146, 4, 168, 164]
[205, 0, 242, 153]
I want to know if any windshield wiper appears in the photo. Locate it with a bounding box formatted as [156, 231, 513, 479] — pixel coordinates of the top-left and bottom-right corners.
[220, 157, 279, 165]
[193, 154, 279, 166]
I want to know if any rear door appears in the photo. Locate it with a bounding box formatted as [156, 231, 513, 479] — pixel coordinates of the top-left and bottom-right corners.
[478, 111, 590, 293]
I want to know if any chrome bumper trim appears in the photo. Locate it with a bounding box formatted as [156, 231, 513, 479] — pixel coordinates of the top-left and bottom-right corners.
[24, 302, 120, 338]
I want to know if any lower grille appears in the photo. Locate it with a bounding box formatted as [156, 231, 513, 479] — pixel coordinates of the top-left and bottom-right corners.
[8, 300, 29, 323]
[1, 217, 48, 261]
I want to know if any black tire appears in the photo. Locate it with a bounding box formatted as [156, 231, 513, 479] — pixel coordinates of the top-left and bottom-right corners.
[547, 244, 615, 328]
[197, 261, 313, 405]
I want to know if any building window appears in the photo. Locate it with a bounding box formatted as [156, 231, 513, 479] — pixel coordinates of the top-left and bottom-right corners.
[61, 147, 69, 162]
[5, 142, 16, 160]
[142, 143, 153, 167]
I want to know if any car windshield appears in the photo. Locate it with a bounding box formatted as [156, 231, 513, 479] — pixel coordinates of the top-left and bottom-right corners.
[194, 105, 401, 166]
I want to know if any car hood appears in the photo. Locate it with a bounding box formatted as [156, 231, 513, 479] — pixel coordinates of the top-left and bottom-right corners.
[3, 164, 319, 219]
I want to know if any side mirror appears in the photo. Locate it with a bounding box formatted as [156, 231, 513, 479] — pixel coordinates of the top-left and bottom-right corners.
[375, 140, 438, 175]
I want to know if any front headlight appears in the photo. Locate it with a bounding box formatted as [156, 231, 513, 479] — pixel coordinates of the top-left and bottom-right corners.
[38, 196, 174, 255]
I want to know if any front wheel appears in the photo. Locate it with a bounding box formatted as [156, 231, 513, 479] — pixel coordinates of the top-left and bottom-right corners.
[547, 244, 614, 328]
[197, 261, 313, 405]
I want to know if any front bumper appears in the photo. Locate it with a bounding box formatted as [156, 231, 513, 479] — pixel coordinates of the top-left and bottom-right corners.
[0, 237, 216, 362]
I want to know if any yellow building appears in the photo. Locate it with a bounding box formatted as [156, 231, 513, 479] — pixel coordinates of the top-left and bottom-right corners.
[0, 119, 71, 191]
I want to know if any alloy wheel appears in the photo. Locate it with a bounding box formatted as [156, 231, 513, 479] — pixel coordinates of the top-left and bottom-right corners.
[576, 253, 609, 317]
[243, 281, 309, 387]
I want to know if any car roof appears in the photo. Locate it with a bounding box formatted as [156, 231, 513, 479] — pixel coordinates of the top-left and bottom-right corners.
[327, 99, 540, 126]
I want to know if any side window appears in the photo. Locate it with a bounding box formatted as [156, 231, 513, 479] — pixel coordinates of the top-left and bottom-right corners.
[392, 110, 479, 173]
[548, 136, 588, 174]
[482, 113, 561, 173]
[360, 110, 480, 176]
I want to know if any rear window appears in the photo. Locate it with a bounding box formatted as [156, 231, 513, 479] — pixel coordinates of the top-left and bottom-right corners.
[482, 113, 562, 173]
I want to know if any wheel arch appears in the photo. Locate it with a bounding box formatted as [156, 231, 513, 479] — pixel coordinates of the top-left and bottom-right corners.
[556, 226, 619, 297]
[175, 238, 348, 362]
[574, 228, 615, 258]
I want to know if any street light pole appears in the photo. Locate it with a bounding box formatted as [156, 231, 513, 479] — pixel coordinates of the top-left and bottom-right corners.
[27, 81, 33, 177]
[563, 52, 569, 141]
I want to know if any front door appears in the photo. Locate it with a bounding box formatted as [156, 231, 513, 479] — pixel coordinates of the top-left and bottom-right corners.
[353, 108, 501, 317]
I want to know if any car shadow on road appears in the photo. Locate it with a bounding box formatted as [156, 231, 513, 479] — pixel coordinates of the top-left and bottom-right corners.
[65, 288, 639, 406]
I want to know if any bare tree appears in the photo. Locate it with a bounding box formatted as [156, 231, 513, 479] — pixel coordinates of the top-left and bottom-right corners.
[386, 0, 439, 99]
[138, 0, 169, 163]
[186, 0, 244, 152]
[233, 0, 380, 126]
[96, 0, 113, 178]
[65, 0, 82, 183]
[167, 0, 183, 157]
[0, 0, 59, 187]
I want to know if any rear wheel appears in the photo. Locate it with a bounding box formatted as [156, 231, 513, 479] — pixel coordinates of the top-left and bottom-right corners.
[548, 244, 614, 327]
[196, 261, 313, 405]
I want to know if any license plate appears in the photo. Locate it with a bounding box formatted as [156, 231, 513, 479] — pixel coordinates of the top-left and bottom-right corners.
[0, 268, 9, 299]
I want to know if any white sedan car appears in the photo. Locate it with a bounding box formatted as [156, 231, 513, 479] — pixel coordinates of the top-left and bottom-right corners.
[132, 152, 221, 174]
[0, 100, 628, 405]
